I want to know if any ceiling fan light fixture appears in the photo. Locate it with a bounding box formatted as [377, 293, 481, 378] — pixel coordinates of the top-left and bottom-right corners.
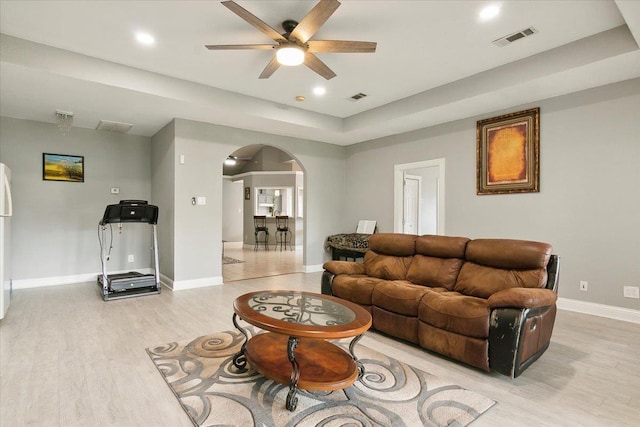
[224, 156, 237, 166]
[276, 46, 305, 66]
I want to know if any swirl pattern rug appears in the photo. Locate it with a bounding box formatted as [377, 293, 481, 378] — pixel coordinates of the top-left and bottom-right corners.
[146, 329, 495, 426]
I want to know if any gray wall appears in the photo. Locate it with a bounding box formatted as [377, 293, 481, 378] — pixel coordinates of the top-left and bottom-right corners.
[0, 117, 152, 281]
[150, 120, 175, 279]
[170, 119, 345, 274]
[345, 78, 640, 309]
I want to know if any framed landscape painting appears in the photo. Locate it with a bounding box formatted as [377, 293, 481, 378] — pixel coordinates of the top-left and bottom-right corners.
[476, 108, 539, 195]
[43, 153, 84, 182]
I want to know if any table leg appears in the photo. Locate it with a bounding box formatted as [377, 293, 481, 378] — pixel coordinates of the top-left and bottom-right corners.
[349, 334, 366, 379]
[232, 313, 249, 371]
[286, 336, 300, 411]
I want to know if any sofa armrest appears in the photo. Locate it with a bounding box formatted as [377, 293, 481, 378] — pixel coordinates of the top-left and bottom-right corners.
[322, 260, 366, 276]
[489, 305, 557, 378]
[488, 288, 557, 309]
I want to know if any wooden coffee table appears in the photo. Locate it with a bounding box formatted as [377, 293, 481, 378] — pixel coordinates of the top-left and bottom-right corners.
[232, 290, 372, 411]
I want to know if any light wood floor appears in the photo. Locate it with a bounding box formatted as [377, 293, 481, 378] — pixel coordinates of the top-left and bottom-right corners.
[1, 268, 639, 426]
[222, 245, 304, 283]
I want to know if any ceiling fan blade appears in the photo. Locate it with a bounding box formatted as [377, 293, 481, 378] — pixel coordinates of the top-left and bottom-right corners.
[290, 0, 341, 44]
[259, 56, 281, 79]
[205, 44, 276, 50]
[304, 53, 336, 80]
[222, 1, 287, 42]
[307, 40, 377, 53]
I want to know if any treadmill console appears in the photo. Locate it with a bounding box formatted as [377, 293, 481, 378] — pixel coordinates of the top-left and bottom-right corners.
[100, 200, 159, 225]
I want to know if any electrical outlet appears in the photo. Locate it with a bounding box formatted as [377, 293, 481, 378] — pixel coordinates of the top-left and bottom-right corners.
[128, 254, 134, 263]
[623, 286, 639, 299]
[579, 281, 588, 292]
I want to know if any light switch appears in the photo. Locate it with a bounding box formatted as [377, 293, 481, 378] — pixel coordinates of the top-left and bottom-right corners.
[179, 154, 185, 164]
[197, 196, 206, 205]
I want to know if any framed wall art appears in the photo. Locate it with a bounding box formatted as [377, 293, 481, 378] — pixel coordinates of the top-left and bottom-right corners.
[43, 153, 85, 182]
[476, 107, 539, 195]
[244, 186, 251, 200]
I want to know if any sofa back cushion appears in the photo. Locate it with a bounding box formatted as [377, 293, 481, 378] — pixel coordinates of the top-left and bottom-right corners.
[454, 239, 552, 298]
[406, 235, 469, 290]
[369, 233, 417, 256]
[364, 233, 417, 280]
[415, 235, 470, 258]
[406, 256, 463, 290]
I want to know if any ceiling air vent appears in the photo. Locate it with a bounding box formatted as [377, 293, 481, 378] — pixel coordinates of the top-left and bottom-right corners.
[96, 120, 133, 134]
[492, 27, 538, 47]
[348, 92, 368, 102]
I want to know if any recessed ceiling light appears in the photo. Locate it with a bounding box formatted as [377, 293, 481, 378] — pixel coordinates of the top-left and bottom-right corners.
[295, 95, 305, 102]
[479, 4, 501, 21]
[313, 87, 326, 96]
[135, 32, 155, 46]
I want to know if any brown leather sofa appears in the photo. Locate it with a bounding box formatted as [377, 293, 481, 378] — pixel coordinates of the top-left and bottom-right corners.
[321, 233, 560, 378]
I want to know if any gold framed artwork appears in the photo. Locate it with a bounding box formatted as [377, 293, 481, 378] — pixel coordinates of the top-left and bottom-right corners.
[476, 107, 539, 195]
[43, 153, 84, 182]
[244, 186, 251, 200]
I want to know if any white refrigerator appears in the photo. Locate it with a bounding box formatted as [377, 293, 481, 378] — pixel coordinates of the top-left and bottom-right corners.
[0, 163, 12, 320]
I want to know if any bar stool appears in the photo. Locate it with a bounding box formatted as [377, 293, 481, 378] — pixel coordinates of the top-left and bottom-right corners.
[275, 215, 292, 251]
[253, 215, 269, 251]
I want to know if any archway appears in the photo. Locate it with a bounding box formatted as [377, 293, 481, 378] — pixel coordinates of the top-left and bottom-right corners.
[221, 144, 305, 282]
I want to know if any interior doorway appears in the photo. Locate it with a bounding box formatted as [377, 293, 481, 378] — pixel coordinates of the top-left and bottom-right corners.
[393, 158, 445, 235]
[221, 145, 304, 282]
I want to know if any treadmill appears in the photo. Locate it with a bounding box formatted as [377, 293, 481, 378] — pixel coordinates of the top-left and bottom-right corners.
[97, 200, 161, 301]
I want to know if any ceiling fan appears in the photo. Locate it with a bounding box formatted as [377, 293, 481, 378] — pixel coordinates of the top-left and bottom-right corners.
[205, 0, 377, 80]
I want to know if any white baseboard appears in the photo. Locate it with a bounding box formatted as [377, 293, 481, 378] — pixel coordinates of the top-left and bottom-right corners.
[304, 264, 324, 273]
[222, 241, 243, 249]
[557, 297, 640, 324]
[161, 274, 223, 291]
[12, 268, 154, 290]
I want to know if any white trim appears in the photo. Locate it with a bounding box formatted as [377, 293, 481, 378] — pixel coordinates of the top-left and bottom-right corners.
[394, 158, 445, 235]
[223, 241, 243, 248]
[164, 275, 223, 291]
[304, 264, 324, 273]
[229, 170, 303, 181]
[557, 297, 640, 324]
[13, 268, 154, 289]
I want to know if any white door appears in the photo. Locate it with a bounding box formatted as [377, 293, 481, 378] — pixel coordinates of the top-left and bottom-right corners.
[403, 174, 421, 234]
[394, 159, 445, 235]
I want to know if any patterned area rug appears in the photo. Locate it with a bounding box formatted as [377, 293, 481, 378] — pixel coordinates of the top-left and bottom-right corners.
[146, 329, 495, 426]
[222, 256, 245, 265]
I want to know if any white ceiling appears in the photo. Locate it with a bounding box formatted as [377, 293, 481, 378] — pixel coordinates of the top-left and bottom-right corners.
[1, 0, 639, 146]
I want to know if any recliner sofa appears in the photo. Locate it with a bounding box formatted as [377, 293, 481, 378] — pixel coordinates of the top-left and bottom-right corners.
[321, 233, 560, 377]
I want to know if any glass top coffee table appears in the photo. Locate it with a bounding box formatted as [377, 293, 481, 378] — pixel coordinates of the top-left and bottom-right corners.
[232, 290, 372, 411]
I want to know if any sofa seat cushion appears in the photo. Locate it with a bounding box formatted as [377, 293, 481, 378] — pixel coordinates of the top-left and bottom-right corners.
[364, 250, 414, 280]
[371, 281, 439, 316]
[418, 291, 490, 339]
[332, 275, 386, 306]
[406, 255, 464, 290]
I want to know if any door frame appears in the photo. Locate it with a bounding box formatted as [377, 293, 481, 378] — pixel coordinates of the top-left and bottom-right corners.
[393, 158, 445, 235]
